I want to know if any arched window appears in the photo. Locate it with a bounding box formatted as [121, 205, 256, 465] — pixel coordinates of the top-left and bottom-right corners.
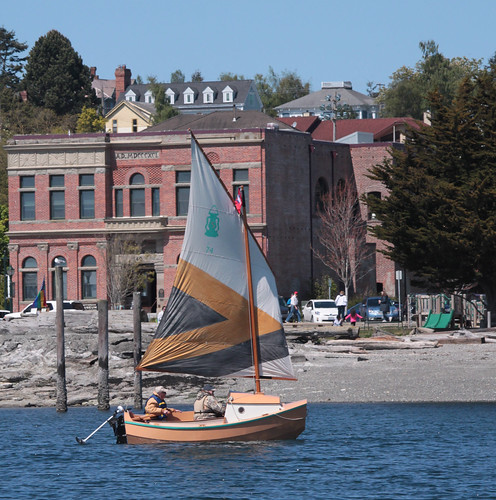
[315, 177, 329, 212]
[22, 257, 38, 300]
[130, 173, 145, 216]
[81, 255, 97, 299]
[51, 256, 67, 300]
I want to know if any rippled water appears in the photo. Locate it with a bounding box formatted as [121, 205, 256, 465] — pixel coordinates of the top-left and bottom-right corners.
[1, 403, 495, 499]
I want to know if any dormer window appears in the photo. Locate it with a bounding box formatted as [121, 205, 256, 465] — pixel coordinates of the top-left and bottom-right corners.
[184, 87, 195, 104]
[144, 89, 154, 104]
[125, 89, 137, 102]
[166, 88, 176, 105]
[222, 85, 234, 103]
[203, 86, 215, 104]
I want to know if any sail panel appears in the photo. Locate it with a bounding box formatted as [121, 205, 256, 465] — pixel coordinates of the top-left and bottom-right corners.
[138, 329, 295, 380]
[137, 137, 295, 380]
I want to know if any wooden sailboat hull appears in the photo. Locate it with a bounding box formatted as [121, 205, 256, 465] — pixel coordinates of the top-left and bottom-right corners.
[123, 399, 307, 444]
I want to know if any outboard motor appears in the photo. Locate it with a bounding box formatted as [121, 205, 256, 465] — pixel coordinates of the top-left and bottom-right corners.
[109, 406, 127, 444]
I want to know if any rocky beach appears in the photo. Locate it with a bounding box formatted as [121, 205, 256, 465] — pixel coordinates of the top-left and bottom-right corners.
[1, 310, 495, 409]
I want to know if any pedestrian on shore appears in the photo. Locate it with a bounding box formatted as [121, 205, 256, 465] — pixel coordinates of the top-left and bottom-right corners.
[157, 305, 166, 323]
[379, 290, 390, 322]
[285, 291, 301, 323]
[345, 309, 363, 326]
[335, 290, 348, 322]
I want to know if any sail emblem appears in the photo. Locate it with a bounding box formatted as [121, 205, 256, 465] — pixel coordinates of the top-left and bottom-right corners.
[205, 205, 220, 237]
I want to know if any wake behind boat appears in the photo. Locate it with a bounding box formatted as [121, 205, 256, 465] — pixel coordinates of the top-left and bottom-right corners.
[120, 133, 307, 443]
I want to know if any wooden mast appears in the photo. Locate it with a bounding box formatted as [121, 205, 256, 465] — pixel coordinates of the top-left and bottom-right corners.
[239, 186, 262, 393]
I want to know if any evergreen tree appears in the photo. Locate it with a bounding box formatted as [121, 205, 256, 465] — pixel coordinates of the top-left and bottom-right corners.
[23, 30, 97, 115]
[170, 69, 185, 83]
[0, 27, 27, 91]
[191, 69, 203, 82]
[366, 63, 496, 312]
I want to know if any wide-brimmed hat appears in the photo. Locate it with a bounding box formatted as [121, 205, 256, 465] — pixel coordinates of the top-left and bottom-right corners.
[203, 384, 214, 392]
[155, 386, 167, 394]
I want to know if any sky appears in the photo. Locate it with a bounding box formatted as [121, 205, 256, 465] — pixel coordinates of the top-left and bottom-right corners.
[3, 0, 496, 94]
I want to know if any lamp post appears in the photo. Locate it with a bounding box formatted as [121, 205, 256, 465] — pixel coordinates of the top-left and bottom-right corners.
[6, 265, 14, 312]
[320, 92, 341, 142]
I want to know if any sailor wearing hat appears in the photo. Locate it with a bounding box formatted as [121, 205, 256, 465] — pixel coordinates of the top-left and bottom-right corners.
[194, 384, 225, 421]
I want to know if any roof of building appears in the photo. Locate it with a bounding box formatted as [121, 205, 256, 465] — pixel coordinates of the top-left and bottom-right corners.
[280, 116, 421, 142]
[118, 79, 257, 107]
[144, 110, 296, 133]
[105, 100, 156, 120]
[275, 85, 376, 112]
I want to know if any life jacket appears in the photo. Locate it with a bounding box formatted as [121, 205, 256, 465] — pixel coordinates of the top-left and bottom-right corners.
[194, 395, 216, 416]
[148, 394, 167, 419]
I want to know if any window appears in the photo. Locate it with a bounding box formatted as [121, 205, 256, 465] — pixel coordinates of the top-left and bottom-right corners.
[166, 89, 175, 105]
[184, 88, 195, 104]
[51, 256, 67, 300]
[20, 175, 35, 220]
[367, 192, 381, 220]
[144, 90, 154, 104]
[233, 169, 249, 212]
[115, 189, 123, 217]
[315, 177, 329, 212]
[130, 173, 145, 216]
[132, 119, 138, 132]
[112, 119, 117, 133]
[79, 174, 95, 219]
[176, 171, 191, 216]
[203, 87, 214, 103]
[22, 257, 38, 300]
[81, 255, 97, 299]
[222, 86, 234, 103]
[152, 188, 160, 216]
[49, 175, 65, 220]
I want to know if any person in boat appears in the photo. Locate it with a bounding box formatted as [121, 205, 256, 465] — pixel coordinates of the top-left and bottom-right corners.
[194, 384, 225, 420]
[144, 386, 180, 420]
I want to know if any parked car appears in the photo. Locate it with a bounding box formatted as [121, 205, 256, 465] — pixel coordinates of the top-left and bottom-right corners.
[4, 300, 85, 321]
[279, 296, 289, 321]
[302, 299, 339, 323]
[349, 297, 400, 322]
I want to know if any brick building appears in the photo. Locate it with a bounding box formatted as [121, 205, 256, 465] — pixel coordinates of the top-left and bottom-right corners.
[6, 113, 355, 312]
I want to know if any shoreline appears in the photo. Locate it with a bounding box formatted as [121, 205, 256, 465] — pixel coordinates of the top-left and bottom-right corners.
[1, 311, 495, 408]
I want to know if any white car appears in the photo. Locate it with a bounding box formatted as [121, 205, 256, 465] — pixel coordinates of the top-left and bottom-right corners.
[303, 299, 339, 323]
[3, 300, 84, 321]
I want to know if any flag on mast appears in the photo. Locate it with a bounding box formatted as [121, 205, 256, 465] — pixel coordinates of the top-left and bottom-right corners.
[32, 278, 47, 310]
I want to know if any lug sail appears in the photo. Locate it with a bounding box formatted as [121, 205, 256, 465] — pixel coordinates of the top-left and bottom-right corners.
[137, 136, 295, 380]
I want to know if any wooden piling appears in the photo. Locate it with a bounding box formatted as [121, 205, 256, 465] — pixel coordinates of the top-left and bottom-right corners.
[133, 292, 142, 409]
[55, 265, 67, 412]
[97, 299, 110, 410]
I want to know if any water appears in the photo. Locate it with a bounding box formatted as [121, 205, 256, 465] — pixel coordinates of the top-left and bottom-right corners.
[1, 403, 495, 500]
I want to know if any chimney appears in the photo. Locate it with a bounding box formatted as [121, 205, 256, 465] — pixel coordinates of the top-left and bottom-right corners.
[115, 65, 132, 100]
[90, 66, 97, 79]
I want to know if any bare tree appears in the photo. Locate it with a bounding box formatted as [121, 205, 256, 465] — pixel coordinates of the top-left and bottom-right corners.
[103, 234, 151, 309]
[313, 181, 372, 298]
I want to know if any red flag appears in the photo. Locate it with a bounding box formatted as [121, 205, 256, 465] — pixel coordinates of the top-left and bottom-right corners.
[234, 187, 243, 214]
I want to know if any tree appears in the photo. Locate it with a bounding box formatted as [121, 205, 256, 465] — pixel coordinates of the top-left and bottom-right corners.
[313, 180, 372, 298]
[170, 69, 185, 83]
[366, 62, 496, 313]
[147, 76, 178, 124]
[23, 30, 97, 115]
[103, 235, 152, 309]
[191, 69, 203, 82]
[378, 40, 482, 119]
[255, 67, 310, 116]
[0, 27, 27, 91]
[76, 106, 105, 133]
[219, 72, 245, 81]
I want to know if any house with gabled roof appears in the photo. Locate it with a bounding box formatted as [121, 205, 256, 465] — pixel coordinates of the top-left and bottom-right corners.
[104, 100, 155, 133]
[118, 79, 263, 115]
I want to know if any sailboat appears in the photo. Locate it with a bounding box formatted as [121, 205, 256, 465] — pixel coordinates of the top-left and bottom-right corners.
[122, 134, 307, 443]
